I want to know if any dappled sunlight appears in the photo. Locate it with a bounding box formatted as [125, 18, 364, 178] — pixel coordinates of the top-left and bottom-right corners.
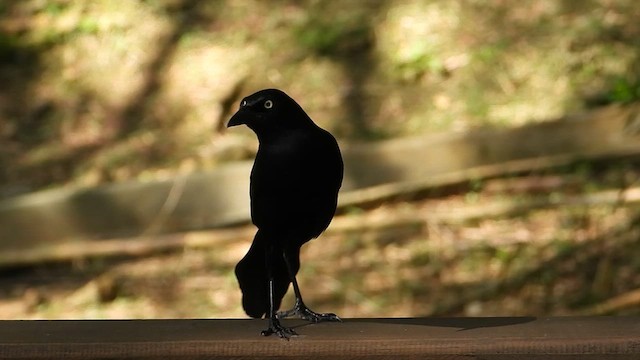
[1, 0, 640, 321]
[376, 1, 462, 81]
[2, 0, 639, 189]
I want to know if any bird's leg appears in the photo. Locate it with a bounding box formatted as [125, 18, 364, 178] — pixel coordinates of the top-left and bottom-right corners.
[277, 251, 341, 323]
[261, 278, 297, 338]
[261, 245, 297, 339]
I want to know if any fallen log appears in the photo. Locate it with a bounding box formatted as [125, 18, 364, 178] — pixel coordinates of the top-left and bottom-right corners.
[578, 288, 640, 315]
[2, 185, 640, 268]
[0, 103, 639, 263]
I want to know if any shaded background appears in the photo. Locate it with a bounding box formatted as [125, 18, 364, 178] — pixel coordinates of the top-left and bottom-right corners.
[1, 0, 640, 319]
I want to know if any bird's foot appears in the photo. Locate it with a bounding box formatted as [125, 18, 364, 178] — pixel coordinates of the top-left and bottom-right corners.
[277, 300, 341, 323]
[261, 320, 298, 339]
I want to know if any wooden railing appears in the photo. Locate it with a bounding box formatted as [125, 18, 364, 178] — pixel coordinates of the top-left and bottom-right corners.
[1, 317, 638, 359]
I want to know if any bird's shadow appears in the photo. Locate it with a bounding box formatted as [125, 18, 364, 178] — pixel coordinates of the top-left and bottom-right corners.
[287, 317, 536, 332]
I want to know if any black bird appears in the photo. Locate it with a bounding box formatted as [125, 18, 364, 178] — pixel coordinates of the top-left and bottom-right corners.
[227, 88, 343, 338]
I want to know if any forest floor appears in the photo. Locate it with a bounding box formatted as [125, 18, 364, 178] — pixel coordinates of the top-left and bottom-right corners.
[2, 160, 640, 319]
[1, 0, 640, 319]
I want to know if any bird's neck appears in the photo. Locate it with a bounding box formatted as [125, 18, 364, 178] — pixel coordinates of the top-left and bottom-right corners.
[255, 123, 314, 144]
[255, 131, 286, 145]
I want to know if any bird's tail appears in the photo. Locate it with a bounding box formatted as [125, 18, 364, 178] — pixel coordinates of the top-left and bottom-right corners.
[234, 231, 291, 318]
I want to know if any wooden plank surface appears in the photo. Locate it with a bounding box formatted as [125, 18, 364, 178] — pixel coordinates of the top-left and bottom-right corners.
[0, 317, 638, 359]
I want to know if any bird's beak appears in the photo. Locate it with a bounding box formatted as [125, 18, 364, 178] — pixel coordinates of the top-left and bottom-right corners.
[227, 110, 249, 128]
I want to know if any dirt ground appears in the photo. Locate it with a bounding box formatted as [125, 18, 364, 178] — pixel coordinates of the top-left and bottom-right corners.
[1, 0, 640, 320]
[2, 162, 640, 320]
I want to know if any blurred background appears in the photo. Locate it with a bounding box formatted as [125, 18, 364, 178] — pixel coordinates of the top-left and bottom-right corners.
[1, 0, 640, 319]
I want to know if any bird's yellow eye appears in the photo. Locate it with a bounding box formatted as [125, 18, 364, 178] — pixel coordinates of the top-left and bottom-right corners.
[264, 100, 273, 109]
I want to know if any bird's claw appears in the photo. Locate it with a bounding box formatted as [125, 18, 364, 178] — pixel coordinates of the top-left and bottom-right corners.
[278, 301, 341, 323]
[261, 322, 298, 339]
[301, 309, 341, 323]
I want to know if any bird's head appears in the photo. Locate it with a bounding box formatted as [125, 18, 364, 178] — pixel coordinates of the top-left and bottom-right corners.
[227, 89, 313, 137]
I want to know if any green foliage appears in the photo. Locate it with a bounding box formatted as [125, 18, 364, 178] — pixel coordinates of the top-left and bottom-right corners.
[607, 77, 640, 104]
[294, 14, 371, 57]
[395, 52, 444, 81]
[2, 0, 640, 192]
[0, 33, 23, 62]
[43, 1, 67, 15]
[474, 41, 508, 64]
[551, 239, 575, 257]
[76, 17, 100, 35]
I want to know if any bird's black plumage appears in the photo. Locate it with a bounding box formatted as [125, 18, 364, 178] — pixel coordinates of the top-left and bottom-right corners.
[228, 88, 343, 338]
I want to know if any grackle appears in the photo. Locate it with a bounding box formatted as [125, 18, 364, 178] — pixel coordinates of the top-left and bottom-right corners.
[227, 88, 343, 338]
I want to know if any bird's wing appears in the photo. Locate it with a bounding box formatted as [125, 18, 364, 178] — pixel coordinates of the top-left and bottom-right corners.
[250, 131, 342, 238]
